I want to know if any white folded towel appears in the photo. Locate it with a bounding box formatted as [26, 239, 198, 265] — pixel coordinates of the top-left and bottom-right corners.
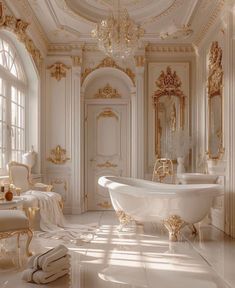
[28, 244, 68, 270]
[28, 254, 70, 272]
[22, 266, 70, 284]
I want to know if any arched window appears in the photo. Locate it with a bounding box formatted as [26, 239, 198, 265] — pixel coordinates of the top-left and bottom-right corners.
[0, 36, 27, 173]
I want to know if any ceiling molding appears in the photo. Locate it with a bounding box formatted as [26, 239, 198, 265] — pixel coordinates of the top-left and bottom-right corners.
[5, 0, 49, 54]
[145, 44, 195, 53]
[48, 43, 83, 53]
[0, 6, 42, 69]
[56, 0, 94, 26]
[193, 0, 225, 47]
[141, 0, 184, 26]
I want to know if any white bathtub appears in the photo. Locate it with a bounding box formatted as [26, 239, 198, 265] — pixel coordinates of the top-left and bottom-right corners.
[98, 176, 223, 241]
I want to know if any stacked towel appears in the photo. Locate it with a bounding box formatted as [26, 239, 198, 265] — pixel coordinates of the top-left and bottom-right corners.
[22, 244, 70, 284]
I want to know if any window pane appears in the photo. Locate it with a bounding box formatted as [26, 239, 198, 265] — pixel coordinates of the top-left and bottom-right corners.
[18, 107, 24, 128]
[0, 36, 26, 172]
[0, 39, 25, 81]
[11, 86, 17, 103]
[19, 91, 24, 106]
[11, 102, 17, 126]
[0, 123, 6, 170]
[11, 62, 17, 77]
[11, 126, 16, 150]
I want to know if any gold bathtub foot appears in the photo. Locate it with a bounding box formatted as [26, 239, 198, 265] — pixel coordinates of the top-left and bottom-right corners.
[163, 215, 185, 242]
[116, 210, 133, 226]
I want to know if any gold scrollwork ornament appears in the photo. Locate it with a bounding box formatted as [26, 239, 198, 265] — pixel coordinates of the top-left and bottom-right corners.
[47, 145, 70, 164]
[95, 83, 121, 99]
[48, 62, 70, 81]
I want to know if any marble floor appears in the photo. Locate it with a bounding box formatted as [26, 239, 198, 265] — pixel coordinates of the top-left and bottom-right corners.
[0, 211, 234, 288]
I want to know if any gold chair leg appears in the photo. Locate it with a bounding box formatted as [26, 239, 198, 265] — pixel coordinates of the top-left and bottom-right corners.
[25, 229, 33, 256]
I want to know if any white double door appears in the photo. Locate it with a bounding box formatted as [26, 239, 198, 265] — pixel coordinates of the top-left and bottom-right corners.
[85, 101, 130, 210]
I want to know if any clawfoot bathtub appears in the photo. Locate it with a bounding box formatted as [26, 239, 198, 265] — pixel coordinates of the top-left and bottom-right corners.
[98, 176, 223, 241]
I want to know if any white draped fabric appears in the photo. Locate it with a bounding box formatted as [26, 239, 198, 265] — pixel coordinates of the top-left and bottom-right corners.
[24, 190, 97, 243]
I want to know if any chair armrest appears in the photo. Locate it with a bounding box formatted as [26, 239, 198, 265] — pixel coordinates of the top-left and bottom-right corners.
[32, 183, 53, 192]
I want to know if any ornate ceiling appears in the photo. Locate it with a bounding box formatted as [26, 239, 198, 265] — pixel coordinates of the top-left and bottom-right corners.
[16, 0, 225, 48]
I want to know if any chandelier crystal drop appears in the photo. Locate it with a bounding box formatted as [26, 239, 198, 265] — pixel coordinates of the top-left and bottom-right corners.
[91, 3, 144, 60]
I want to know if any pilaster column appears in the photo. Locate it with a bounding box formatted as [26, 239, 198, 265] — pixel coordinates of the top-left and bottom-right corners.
[134, 55, 145, 179]
[71, 56, 83, 214]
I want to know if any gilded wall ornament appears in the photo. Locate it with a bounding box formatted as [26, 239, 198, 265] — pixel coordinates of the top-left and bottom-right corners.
[207, 41, 224, 160]
[97, 109, 118, 120]
[97, 161, 118, 168]
[152, 158, 174, 183]
[72, 56, 81, 66]
[95, 83, 121, 99]
[152, 66, 186, 157]
[134, 55, 145, 67]
[81, 57, 135, 86]
[208, 41, 223, 97]
[0, 2, 42, 68]
[48, 62, 70, 81]
[47, 145, 70, 164]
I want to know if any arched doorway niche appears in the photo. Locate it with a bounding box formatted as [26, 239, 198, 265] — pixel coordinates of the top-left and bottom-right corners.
[80, 67, 136, 211]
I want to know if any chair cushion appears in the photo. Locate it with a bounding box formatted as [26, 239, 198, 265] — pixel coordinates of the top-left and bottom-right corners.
[0, 210, 29, 232]
[21, 194, 39, 208]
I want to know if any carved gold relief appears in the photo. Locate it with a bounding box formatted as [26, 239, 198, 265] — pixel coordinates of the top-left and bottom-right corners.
[50, 178, 68, 192]
[152, 66, 186, 157]
[97, 201, 112, 209]
[0, 2, 42, 68]
[116, 210, 134, 225]
[134, 55, 145, 67]
[97, 161, 118, 168]
[81, 57, 135, 85]
[163, 215, 185, 242]
[207, 41, 224, 160]
[47, 62, 70, 81]
[47, 145, 70, 164]
[95, 83, 121, 99]
[152, 158, 174, 183]
[72, 56, 81, 66]
[208, 41, 223, 97]
[0, 228, 33, 256]
[97, 109, 118, 120]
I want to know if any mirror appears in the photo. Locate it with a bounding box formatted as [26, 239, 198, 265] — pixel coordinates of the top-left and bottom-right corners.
[153, 66, 185, 158]
[207, 41, 224, 160]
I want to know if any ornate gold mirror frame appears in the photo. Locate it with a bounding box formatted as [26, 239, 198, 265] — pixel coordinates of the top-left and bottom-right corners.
[152, 66, 186, 157]
[207, 41, 224, 160]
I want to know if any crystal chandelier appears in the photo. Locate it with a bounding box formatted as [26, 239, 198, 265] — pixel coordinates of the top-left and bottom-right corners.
[91, 1, 144, 60]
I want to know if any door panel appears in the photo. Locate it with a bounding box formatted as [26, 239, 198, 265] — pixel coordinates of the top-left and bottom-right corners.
[85, 104, 129, 210]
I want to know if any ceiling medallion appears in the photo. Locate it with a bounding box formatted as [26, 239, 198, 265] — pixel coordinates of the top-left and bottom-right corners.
[91, 0, 144, 60]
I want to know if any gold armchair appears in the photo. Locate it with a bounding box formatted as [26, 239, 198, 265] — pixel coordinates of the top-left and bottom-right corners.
[0, 210, 33, 258]
[8, 161, 53, 193]
[7, 162, 63, 223]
